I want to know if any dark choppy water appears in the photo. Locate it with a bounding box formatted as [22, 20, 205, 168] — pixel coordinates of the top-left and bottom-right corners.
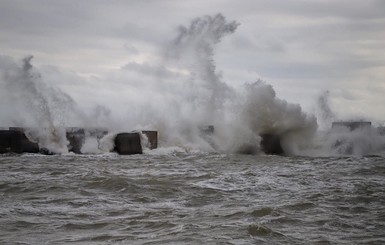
[1, 152, 384, 244]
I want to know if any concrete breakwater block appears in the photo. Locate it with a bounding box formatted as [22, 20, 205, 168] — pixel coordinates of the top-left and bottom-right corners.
[1, 127, 156, 154]
[0, 130, 18, 153]
[66, 127, 85, 154]
[114, 133, 143, 155]
[7, 127, 84, 154]
[142, 130, 158, 149]
[0, 130, 39, 154]
[66, 127, 109, 153]
[260, 134, 284, 155]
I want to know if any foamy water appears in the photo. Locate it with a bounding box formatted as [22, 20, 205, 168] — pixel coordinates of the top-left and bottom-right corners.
[1, 153, 384, 244]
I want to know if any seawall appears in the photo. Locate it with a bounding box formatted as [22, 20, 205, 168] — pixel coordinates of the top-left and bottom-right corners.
[0, 128, 158, 155]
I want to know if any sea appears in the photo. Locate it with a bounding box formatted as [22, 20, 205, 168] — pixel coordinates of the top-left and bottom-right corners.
[1, 152, 384, 244]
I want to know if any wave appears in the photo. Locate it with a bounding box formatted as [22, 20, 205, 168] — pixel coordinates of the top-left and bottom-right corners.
[0, 14, 384, 157]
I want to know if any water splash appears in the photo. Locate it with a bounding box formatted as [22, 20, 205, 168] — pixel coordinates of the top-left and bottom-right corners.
[316, 90, 336, 130]
[166, 14, 238, 123]
[0, 14, 318, 155]
[159, 14, 317, 154]
[1, 14, 383, 156]
[0, 56, 83, 153]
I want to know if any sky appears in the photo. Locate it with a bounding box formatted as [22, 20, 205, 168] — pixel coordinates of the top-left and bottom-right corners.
[1, 0, 385, 127]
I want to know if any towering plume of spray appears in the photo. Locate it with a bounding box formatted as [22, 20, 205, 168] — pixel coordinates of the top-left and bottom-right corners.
[0, 55, 88, 153]
[144, 14, 240, 150]
[155, 14, 318, 154]
[166, 14, 238, 123]
[316, 90, 336, 130]
[0, 15, 319, 155]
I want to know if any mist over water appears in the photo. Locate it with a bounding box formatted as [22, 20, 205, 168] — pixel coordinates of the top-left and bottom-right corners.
[0, 13, 384, 156]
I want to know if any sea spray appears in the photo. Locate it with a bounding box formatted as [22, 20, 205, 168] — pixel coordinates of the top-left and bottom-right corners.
[307, 91, 385, 156]
[0, 15, 327, 155]
[165, 14, 238, 124]
[311, 125, 385, 156]
[316, 90, 336, 130]
[0, 56, 83, 153]
[2, 14, 383, 156]
[89, 14, 318, 154]
[97, 133, 117, 153]
[237, 81, 317, 155]
[155, 14, 253, 152]
[80, 132, 102, 154]
[159, 14, 318, 154]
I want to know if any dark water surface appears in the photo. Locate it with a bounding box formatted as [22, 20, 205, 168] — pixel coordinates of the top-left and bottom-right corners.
[1, 153, 384, 244]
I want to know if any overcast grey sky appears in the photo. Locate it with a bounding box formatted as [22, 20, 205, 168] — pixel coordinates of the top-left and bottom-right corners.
[1, 0, 384, 125]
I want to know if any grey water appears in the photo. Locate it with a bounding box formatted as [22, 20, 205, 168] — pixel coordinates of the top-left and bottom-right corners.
[1, 153, 384, 244]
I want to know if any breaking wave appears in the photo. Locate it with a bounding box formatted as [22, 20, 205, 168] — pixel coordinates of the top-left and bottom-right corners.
[0, 14, 384, 156]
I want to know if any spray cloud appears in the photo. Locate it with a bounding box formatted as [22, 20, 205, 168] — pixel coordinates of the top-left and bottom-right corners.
[0, 56, 88, 153]
[2, 14, 382, 156]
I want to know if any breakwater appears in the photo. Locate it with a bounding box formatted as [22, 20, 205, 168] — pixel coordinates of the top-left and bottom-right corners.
[0, 126, 283, 155]
[0, 127, 158, 155]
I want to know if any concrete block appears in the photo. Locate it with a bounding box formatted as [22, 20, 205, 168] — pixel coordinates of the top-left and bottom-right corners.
[66, 127, 85, 154]
[8, 127, 26, 132]
[115, 132, 142, 155]
[260, 134, 283, 155]
[142, 130, 158, 149]
[19, 133, 40, 153]
[0, 130, 13, 153]
[0, 130, 39, 154]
